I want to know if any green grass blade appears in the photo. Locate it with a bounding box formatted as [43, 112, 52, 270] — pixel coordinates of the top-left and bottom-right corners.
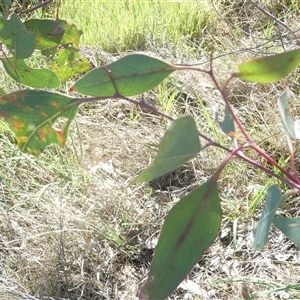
[132, 116, 201, 183]
[253, 185, 283, 250]
[191, 87, 225, 146]
[0, 90, 78, 155]
[233, 49, 300, 83]
[139, 178, 221, 300]
[273, 216, 300, 247]
[71, 54, 176, 97]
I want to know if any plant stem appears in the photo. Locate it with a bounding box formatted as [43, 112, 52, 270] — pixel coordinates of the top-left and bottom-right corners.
[17, 0, 53, 16]
[74, 56, 300, 192]
[248, 142, 300, 186]
[210, 71, 252, 142]
[286, 136, 298, 179]
[75, 92, 300, 191]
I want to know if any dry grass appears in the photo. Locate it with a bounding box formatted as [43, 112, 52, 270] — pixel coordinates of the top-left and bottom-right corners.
[0, 1, 300, 299]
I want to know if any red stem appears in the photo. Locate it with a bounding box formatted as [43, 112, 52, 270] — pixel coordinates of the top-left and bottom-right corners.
[73, 58, 300, 192]
[286, 136, 298, 179]
[248, 142, 300, 185]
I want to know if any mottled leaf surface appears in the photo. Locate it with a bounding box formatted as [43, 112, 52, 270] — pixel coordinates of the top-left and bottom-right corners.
[42, 46, 90, 82]
[24, 19, 64, 50]
[253, 185, 283, 250]
[59, 20, 83, 47]
[1, 57, 60, 88]
[0, 14, 35, 59]
[234, 49, 300, 83]
[139, 178, 221, 300]
[132, 116, 201, 183]
[273, 216, 300, 247]
[0, 90, 78, 155]
[72, 54, 175, 97]
[39, 21, 89, 82]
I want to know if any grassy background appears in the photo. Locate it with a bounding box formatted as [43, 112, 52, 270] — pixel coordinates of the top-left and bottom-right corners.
[59, 0, 213, 53]
[0, 0, 300, 299]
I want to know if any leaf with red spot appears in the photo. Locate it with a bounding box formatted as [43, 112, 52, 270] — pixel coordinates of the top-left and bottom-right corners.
[39, 20, 90, 82]
[42, 46, 90, 82]
[23, 19, 82, 51]
[0, 90, 79, 155]
[233, 49, 300, 83]
[59, 20, 83, 47]
[24, 19, 64, 50]
[1, 57, 60, 88]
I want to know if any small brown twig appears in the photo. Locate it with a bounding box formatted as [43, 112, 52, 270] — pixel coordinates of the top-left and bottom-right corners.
[17, 0, 53, 16]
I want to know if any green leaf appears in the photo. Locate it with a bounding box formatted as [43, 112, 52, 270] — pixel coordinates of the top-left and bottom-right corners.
[31, 20, 88, 82]
[24, 19, 64, 50]
[59, 20, 83, 47]
[132, 116, 201, 183]
[273, 216, 300, 247]
[139, 178, 221, 300]
[0, 14, 35, 59]
[218, 105, 235, 134]
[0, 88, 6, 96]
[72, 54, 175, 97]
[234, 49, 300, 83]
[278, 87, 295, 139]
[253, 185, 283, 250]
[1, 57, 60, 88]
[0, 0, 12, 14]
[42, 46, 90, 82]
[0, 90, 78, 155]
[294, 120, 300, 139]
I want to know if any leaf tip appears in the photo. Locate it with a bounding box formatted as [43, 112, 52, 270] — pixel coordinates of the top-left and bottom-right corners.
[138, 282, 150, 300]
[138, 291, 148, 300]
[130, 176, 141, 185]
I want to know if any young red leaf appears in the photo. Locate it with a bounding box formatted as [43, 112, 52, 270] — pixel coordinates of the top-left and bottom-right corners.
[139, 178, 221, 300]
[0, 90, 78, 155]
[71, 54, 176, 97]
[234, 49, 300, 83]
